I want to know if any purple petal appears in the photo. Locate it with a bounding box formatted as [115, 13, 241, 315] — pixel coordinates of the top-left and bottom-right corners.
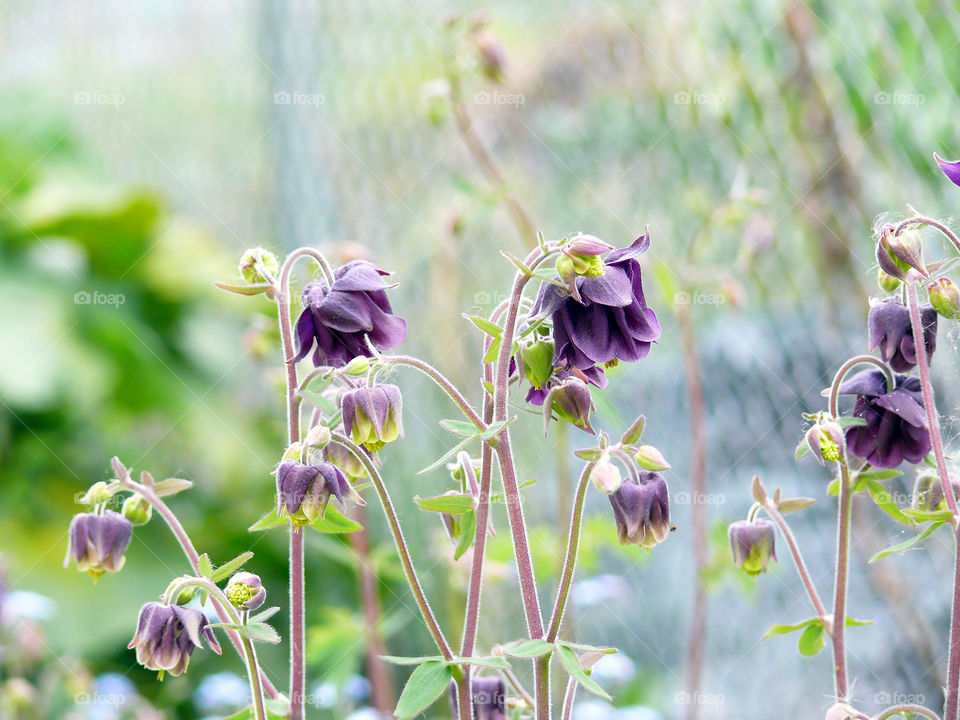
[936, 153, 960, 188]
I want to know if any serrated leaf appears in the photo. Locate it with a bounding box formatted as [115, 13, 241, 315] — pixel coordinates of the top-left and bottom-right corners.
[439, 419, 480, 437]
[380, 655, 444, 665]
[211, 552, 255, 582]
[240, 622, 281, 644]
[463, 314, 503, 339]
[214, 280, 273, 296]
[621, 414, 645, 445]
[778, 497, 815, 514]
[198, 553, 214, 578]
[446, 655, 511, 669]
[863, 479, 914, 525]
[415, 493, 475, 514]
[395, 661, 453, 719]
[763, 618, 820, 639]
[454, 510, 477, 560]
[555, 645, 611, 700]
[310, 504, 363, 534]
[153, 478, 193, 497]
[798, 624, 825, 657]
[869, 522, 945, 562]
[249, 511, 286, 533]
[249, 606, 281, 624]
[502, 639, 555, 658]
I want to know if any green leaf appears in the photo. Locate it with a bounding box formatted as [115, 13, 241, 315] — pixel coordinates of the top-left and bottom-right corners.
[380, 655, 443, 666]
[198, 553, 214, 578]
[310, 504, 363, 534]
[555, 645, 611, 700]
[214, 280, 273, 296]
[903, 508, 955, 523]
[395, 661, 453, 719]
[300, 387, 337, 414]
[211, 552, 254, 582]
[249, 606, 281, 624]
[795, 439, 811, 461]
[763, 618, 820, 639]
[463, 314, 502, 339]
[856, 469, 902, 483]
[454, 510, 477, 560]
[446, 655, 511, 669]
[502, 639, 555, 658]
[481, 417, 516, 440]
[500, 250, 535, 276]
[415, 493, 475, 514]
[826, 478, 840, 496]
[863, 479, 914, 525]
[844, 616, 873, 628]
[557, 641, 617, 654]
[418, 435, 478, 475]
[778, 497, 815, 514]
[488, 478, 536, 503]
[869, 522, 945, 562]
[249, 511, 286, 533]
[482, 337, 502, 364]
[153, 478, 193, 497]
[574, 448, 603, 461]
[620, 414, 645, 445]
[439, 419, 480, 437]
[836, 416, 868, 428]
[798, 623, 825, 657]
[240, 622, 281, 644]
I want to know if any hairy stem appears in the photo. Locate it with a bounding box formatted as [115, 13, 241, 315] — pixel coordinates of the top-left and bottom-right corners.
[876, 705, 942, 720]
[893, 216, 960, 255]
[241, 631, 269, 720]
[832, 460, 853, 702]
[386, 354, 487, 431]
[560, 676, 578, 720]
[762, 500, 828, 619]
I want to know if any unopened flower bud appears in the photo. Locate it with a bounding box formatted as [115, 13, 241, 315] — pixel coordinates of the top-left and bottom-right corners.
[342, 385, 404, 451]
[590, 456, 622, 495]
[728, 518, 777, 576]
[343, 356, 371, 376]
[804, 421, 845, 465]
[473, 31, 506, 82]
[282, 442, 303, 463]
[609, 472, 670, 548]
[634, 445, 671, 471]
[64, 511, 133, 579]
[877, 268, 901, 292]
[880, 228, 924, 277]
[238, 247, 279, 284]
[128, 602, 221, 676]
[306, 424, 332, 449]
[517, 339, 555, 391]
[912, 470, 960, 512]
[79, 481, 113, 506]
[543, 377, 595, 435]
[121, 494, 152, 526]
[226, 572, 266, 611]
[929, 277, 960, 320]
[324, 443, 368, 481]
[824, 703, 860, 720]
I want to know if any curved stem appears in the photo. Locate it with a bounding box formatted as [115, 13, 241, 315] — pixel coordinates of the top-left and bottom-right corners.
[330, 433, 456, 662]
[907, 280, 960, 720]
[113, 464, 279, 699]
[546, 463, 595, 642]
[876, 705, 942, 720]
[502, 666, 536, 710]
[385, 354, 487, 431]
[893, 216, 960, 255]
[832, 461, 853, 702]
[828, 354, 895, 418]
[761, 500, 828, 619]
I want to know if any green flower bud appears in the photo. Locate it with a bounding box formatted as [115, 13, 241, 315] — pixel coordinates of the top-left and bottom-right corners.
[590, 456, 622, 495]
[79, 481, 113, 506]
[343, 356, 371, 376]
[634, 445, 671, 472]
[305, 424, 331, 449]
[121, 494, 153, 526]
[877, 268, 901, 293]
[929, 277, 960, 320]
[912, 470, 960, 512]
[226, 572, 266, 611]
[518, 339, 555, 390]
[238, 247, 279, 284]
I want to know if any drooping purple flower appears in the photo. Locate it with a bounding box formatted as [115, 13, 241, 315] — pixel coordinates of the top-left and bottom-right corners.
[869, 299, 937, 372]
[838, 370, 931, 469]
[341, 384, 403, 451]
[294, 260, 407, 368]
[532, 234, 661, 385]
[936, 153, 960, 187]
[448, 676, 507, 720]
[128, 602, 221, 676]
[608, 471, 671, 548]
[64, 511, 133, 578]
[728, 519, 777, 576]
[276, 460, 361, 526]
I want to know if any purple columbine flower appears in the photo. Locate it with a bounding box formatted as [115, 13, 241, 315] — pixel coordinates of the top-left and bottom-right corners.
[936, 153, 960, 187]
[869, 299, 937, 372]
[532, 234, 661, 387]
[128, 602, 221, 676]
[226, 572, 266, 611]
[540, 374, 595, 434]
[728, 519, 777, 576]
[276, 460, 362, 526]
[448, 676, 507, 720]
[838, 370, 931, 469]
[294, 260, 407, 368]
[608, 471, 670, 548]
[341, 384, 404, 451]
[64, 511, 133, 578]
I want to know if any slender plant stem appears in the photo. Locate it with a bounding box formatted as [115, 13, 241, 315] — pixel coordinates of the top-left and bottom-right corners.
[241, 633, 269, 720]
[112, 462, 278, 700]
[385, 354, 487, 431]
[893, 216, 960, 255]
[330, 434, 456, 663]
[501, 666, 536, 710]
[907, 280, 960, 720]
[560, 676, 578, 720]
[546, 463, 594, 642]
[762, 500, 828, 619]
[876, 704, 942, 720]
